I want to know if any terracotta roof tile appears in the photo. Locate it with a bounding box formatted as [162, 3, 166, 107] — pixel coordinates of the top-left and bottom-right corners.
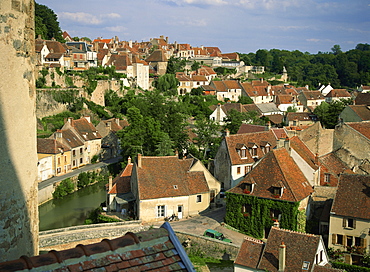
[137, 156, 209, 200]
[234, 237, 264, 268]
[347, 105, 370, 121]
[0, 224, 194, 272]
[331, 174, 370, 220]
[229, 148, 313, 202]
[37, 138, 71, 154]
[326, 89, 351, 98]
[289, 136, 318, 170]
[225, 131, 278, 165]
[318, 153, 353, 186]
[237, 124, 266, 134]
[354, 92, 370, 105]
[64, 117, 102, 141]
[346, 121, 370, 140]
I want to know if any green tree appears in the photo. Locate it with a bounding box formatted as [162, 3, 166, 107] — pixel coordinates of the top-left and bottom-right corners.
[153, 74, 179, 96]
[238, 96, 253, 104]
[155, 133, 174, 156]
[191, 61, 201, 71]
[193, 115, 220, 160]
[35, 3, 64, 42]
[331, 44, 342, 55]
[314, 101, 345, 129]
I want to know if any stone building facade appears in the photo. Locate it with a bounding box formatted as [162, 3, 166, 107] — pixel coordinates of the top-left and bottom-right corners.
[0, 0, 39, 261]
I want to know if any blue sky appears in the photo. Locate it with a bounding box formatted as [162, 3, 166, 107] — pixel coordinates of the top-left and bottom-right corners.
[37, 0, 370, 54]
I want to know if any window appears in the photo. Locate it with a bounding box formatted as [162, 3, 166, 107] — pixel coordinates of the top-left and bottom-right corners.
[241, 204, 252, 214]
[270, 209, 281, 220]
[237, 167, 241, 174]
[80, 148, 83, 154]
[80, 158, 83, 164]
[347, 236, 353, 247]
[336, 234, 344, 245]
[343, 218, 356, 229]
[251, 147, 257, 157]
[57, 158, 61, 165]
[324, 173, 330, 183]
[73, 150, 76, 156]
[273, 187, 282, 196]
[196, 195, 202, 203]
[245, 165, 252, 173]
[320, 250, 323, 263]
[156, 205, 165, 217]
[241, 148, 247, 158]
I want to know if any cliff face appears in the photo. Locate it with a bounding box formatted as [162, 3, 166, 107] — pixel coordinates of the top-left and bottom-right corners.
[0, 0, 39, 261]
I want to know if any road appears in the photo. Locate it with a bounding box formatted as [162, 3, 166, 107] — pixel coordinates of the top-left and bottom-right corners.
[38, 156, 122, 190]
[155, 205, 249, 247]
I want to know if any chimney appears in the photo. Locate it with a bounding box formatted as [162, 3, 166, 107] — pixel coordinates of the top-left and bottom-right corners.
[129, 40, 132, 48]
[115, 118, 120, 125]
[267, 121, 271, 130]
[137, 153, 142, 168]
[106, 121, 112, 129]
[68, 117, 73, 124]
[127, 156, 132, 164]
[54, 130, 63, 139]
[108, 176, 113, 191]
[284, 137, 290, 152]
[260, 77, 263, 83]
[84, 116, 91, 123]
[225, 129, 230, 137]
[315, 153, 319, 164]
[175, 150, 179, 158]
[278, 242, 286, 272]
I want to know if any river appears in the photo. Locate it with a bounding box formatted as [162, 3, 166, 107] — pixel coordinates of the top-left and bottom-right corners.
[38, 181, 107, 231]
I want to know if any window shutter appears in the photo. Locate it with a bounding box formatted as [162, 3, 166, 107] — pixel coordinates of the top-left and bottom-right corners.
[332, 234, 336, 245]
[343, 235, 347, 246]
[342, 218, 346, 227]
[353, 219, 356, 229]
[362, 238, 367, 248]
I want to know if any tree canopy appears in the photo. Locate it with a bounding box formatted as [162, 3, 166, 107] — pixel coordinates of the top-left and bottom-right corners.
[35, 2, 64, 42]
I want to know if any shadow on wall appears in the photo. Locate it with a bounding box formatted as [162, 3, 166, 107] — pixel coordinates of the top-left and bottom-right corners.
[0, 103, 35, 262]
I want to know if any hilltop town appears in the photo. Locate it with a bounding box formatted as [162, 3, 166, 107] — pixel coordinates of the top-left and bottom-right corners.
[32, 31, 370, 271]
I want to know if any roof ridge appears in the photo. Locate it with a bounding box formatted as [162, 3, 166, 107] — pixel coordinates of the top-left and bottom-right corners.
[273, 148, 299, 202]
[272, 226, 318, 237]
[244, 236, 264, 244]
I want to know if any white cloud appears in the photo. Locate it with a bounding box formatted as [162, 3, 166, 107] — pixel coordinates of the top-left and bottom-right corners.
[166, 17, 207, 27]
[59, 12, 102, 25]
[306, 38, 334, 43]
[105, 26, 127, 33]
[163, 0, 228, 6]
[59, 12, 121, 26]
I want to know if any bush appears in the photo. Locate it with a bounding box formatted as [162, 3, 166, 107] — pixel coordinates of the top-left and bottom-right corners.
[77, 172, 90, 189]
[331, 261, 370, 272]
[53, 178, 75, 199]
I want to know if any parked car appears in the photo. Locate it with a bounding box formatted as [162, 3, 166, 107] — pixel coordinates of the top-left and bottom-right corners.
[203, 229, 232, 243]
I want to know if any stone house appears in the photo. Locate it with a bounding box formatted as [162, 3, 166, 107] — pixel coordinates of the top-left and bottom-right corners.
[285, 112, 317, 127]
[145, 49, 168, 75]
[209, 103, 251, 125]
[226, 148, 313, 238]
[51, 129, 85, 169]
[130, 154, 221, 223]
[234, 227, 334, 272]
[62, 116, 102, 165]
[333, 121, 370, 174]
[325, 89, 352, 103]
[298, 91, 326, 112]
[96, 118, 128, 161]
[240, 79, 274, 104]
[37, 138, 72, 178]
[329, 174, 370, 264]
[66, 41, 98, 68]
[210, 80, 244, 102]
[339, 105, 370, 122]
[213, 130, 279, 190]
[35, 38, 67, 68]
[107, 160, 135, 214]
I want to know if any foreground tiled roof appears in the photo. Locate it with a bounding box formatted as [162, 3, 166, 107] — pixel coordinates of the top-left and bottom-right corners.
[331, 174, 370, 220]
[0, 223, 195, 272]
[136, 156, 209, 200]
[234, 237, 264, 268]
[289, 136, 318, 170]
[65, 117, 102, 141]
[318, 153, 353, 186]
[229, 148, 313, 202]
[354, 92, 370, 105]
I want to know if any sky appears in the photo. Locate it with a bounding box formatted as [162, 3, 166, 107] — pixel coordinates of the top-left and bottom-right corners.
[37, 0, 370, 54]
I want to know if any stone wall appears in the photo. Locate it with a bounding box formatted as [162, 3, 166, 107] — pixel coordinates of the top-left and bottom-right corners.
[0, 0, 39, 261]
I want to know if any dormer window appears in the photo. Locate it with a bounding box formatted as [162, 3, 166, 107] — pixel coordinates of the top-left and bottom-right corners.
[236, 144, 248, 158]
[242, 182, 255, 194]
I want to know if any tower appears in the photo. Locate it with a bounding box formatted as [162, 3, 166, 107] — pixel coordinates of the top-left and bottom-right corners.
[0, 0, 38, 261]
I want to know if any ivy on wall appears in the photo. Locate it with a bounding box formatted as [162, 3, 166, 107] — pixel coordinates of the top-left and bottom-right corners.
[224, 192, 300, 239]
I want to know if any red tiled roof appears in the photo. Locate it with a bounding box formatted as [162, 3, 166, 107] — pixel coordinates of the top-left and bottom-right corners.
[326, 89, 351, 98]
[55, 129, 84, 149]
[137, 156, 209, 200]
[286, 112, 315, 122]
[331, 174, 370, 220]
[289, 136, 318, 170]
[106, 54, 132, 71]
[237, 124, 266, 134]
[65, 117, 102, 141]
[236, 227, 337, 271]
[229, 148, 313, 202]
[301, 91, 325, 100]
[347, 105, 370, 121]
[234, 237, 264, 268]
[0, 223, 193, 272]
[145, 49, 168, 62]
[109, 163, 133, 194]
[318, 153, 353, 186]
[258, 227, 321, 271]
[37, 138, 71, 154]
[267, 114, 284, 124]
[346, 121, 370, 140]
[225, 131, 278, 165]
[354, 92, 370, 105]
[223, 80, 241, 90]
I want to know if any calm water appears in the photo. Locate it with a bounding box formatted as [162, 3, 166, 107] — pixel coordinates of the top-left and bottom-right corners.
[38, 181, 107, 231]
